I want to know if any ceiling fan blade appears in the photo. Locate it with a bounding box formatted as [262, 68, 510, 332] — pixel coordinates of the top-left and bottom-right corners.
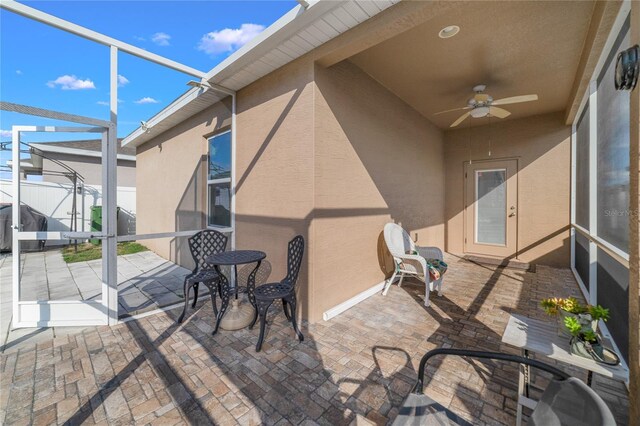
[489, 106, 511, 118]
[451, 111, 471, 127]
[491, 94, 538, 106]
[434, 106, 470, 116]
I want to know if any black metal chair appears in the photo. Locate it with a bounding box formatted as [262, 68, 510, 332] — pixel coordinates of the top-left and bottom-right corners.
[251, 235, 304, 352]
[177, 229, 228, 323]
[393, 348, 616, 426]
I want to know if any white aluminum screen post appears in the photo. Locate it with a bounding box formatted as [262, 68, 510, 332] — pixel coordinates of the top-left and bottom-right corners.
[231, 93, 236, 252]
[103, 45, 119, 325]
[588, 80, 598, 306]
[11, 127, 21, 326]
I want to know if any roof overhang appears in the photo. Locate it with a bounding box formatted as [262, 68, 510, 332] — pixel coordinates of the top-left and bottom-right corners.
[123, 0, 400, 148]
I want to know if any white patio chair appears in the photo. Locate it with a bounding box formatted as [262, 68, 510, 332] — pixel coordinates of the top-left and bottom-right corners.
[382, 222, 444, 307]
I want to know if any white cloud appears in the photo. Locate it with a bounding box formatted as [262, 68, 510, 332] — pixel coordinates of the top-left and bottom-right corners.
[97, 99, 124, 106]
[47, 75, 96, 90]
[0, 129, 12, 138]
[197, 23, 264, 56]
[151, 32, 171, 46]
[117, 74, 130, 87]
[133, 36, 146, 42]
[134, 97, 159, 104]
[15, 70, 22, 75]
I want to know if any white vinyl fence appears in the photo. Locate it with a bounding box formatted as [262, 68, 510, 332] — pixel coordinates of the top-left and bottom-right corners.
[0, 179, 136, 246]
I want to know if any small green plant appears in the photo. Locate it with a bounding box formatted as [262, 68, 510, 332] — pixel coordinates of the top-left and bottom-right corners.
[564, 314, 600, 343]
[581, 329, 599, 343]
[564, 316, 582, 336]
[540, 297, 588, 316]
[562, 297, 587, 314]
[541, 297, 562, 315]
[588, 305, 610, 322]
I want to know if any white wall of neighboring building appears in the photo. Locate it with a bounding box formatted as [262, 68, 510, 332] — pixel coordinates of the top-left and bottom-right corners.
[0, 179, 136, 245]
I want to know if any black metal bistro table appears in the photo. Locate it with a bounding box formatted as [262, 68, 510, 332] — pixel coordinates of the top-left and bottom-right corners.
[206, 250, 266, 334]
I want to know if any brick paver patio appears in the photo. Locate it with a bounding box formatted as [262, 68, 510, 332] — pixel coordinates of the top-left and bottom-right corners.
[0, 254, 629, 425]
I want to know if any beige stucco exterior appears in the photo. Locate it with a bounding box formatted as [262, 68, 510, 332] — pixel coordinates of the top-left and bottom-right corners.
[135, 55, 446, 322]
[136, 98, 232, 269]
[135, 66, 572, 321]
[313, 60, 444, 319]
[234, 56, 316, 320]
[444, 112, 572, 267]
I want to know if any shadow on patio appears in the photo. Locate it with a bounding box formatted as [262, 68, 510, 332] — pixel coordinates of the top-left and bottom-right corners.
[0, 253, 629, 425]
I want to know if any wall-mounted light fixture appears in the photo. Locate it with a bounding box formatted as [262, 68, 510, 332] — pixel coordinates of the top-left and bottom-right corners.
[615, 44, 639, 91]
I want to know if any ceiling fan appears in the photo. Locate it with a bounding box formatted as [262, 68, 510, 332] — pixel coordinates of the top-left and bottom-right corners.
[434, 85, 538, 127]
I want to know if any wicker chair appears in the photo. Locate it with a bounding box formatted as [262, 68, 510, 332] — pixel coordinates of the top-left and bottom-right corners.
[382, 222, 444, 307]
[177, 229, 228, 323]
[251, 235, 305, 352]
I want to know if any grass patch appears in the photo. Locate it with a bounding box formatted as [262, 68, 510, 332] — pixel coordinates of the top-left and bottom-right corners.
[62, 242, 148, 263]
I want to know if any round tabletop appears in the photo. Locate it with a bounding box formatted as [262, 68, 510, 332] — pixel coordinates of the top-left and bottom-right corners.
[206, 250, 266, 266]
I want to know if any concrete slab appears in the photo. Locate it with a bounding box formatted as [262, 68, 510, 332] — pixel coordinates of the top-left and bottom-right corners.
[0, 248, 192, 352]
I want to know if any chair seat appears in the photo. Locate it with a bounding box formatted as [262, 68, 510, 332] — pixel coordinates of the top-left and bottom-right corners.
[392, 393, 472, 426]
[254, 282, 293, 299]
[186, 269, 219, 283]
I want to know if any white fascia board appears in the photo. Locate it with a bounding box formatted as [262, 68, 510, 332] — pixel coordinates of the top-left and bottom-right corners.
[121, 86, 211, 147]
[30, 143, 136, 161]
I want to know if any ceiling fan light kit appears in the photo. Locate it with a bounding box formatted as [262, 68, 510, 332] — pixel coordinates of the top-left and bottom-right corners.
[470, 106, 490, 118]
[434, 85, 539, 127]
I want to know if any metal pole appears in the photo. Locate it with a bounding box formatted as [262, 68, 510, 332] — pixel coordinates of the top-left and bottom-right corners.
[11, 128, 21, 328]
[103, 45, 119, 325]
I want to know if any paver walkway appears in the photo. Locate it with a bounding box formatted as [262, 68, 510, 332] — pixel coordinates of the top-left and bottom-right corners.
[0, 254, 630, 425]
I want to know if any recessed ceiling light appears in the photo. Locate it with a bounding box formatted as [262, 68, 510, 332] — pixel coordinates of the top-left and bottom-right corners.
[439, 25, 460, 39]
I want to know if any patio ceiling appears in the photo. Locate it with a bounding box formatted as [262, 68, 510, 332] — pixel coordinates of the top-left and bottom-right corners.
[349, 0, 597, 129]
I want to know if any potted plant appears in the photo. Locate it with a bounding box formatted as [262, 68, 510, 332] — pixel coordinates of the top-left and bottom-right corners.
[587, 304, 610, 333]
[564, 316, 604, 360]
[540, 297, 611, 336]
[541, 297, 587, 336]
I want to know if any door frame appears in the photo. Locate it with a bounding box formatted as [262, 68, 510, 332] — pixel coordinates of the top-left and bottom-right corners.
[11, 123, 118, 328]
[463, 157, 520, 259]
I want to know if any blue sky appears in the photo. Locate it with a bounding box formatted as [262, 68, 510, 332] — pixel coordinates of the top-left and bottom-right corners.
[0, 0, 295, 178]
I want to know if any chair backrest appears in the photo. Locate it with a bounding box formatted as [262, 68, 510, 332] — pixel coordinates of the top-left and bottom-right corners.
[383, 223, 415, 259]
[188, 229, 228, 271]
[283, 235, 305, 287]
[530, 377, 616, 426]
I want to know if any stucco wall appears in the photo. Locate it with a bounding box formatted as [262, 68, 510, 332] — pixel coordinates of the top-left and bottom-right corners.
[136, 99, 232, 268]
[313, 60, 445, 320]
[444, 112, 571, 267]
[234, 56, 316, 320]
[42, 154, 136, 187]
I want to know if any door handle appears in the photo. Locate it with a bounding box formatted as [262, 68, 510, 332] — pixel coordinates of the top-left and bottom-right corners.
[509, 212, 516, 217]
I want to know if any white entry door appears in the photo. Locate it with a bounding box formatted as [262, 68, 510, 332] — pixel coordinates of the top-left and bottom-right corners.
[11, 125, 118, 328]
[464, 159, 518, 258]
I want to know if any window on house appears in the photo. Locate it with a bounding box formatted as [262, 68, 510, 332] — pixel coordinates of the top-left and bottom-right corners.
[208, 131, 231, 227]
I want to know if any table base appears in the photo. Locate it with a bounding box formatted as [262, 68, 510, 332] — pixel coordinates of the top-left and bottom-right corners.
[220, 299, 256, 331]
